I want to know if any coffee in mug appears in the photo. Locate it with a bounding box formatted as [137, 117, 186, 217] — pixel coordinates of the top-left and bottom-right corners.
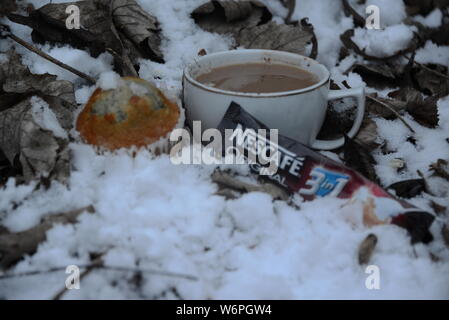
[183, 49, 366, 150]
[196, 63, 319, 94]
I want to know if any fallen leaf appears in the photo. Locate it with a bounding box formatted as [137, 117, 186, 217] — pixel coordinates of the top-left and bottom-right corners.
[0, 51, 75, 183]
[387, 179, 426, 198]
[344, 135, 379, 183]
[413, 63, 449, 98]
[0, 0, 17, 18]
[354, 118, 380, 151]
[352, 63, 403, 89]
[7, 0, 163, 76]
[192, 0, 271, 36]
[430, 159, 449, 181]
[211, 170, 290, 201]
[340, 29, 417, 60]
[358, 233, 378, 265]
[238, 21, 313, 55]
[366, 94, 406, 120]
[404, 0, 449, 16]
[370, 88, 440, 128]
[342, 0, 366, 28]
[442, 224, 449, 247]
[192, 1, 315, 56]
[108, 0, 163, 63]
[430, 200, 447, 216]
[0, 206, 94, 269]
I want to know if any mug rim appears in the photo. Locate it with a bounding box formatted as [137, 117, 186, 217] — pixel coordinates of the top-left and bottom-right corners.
[183, 49, 330, 98]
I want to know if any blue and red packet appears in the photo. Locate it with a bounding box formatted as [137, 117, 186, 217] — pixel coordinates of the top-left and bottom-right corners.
[218, 102, 435, 244]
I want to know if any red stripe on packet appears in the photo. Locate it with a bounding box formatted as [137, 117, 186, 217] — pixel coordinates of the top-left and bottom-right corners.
[218, 102, 435, 244]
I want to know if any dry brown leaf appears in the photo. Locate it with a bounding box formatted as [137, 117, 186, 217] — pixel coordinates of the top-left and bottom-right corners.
[354, 118, 380, 150]
[109, 0, 163, 62]
[344, 135, 379, 183]
[340, 29, 417, 60]
[442, 224, 449, 248]
[0, 206, 94, 270]
[0, 51, 74, 183]
[211, 170, 290, 201]
[387, 179, 426, 198]
[414, 63, 449, 98]
[192, 0, 271, 36]
[430, 159, 449, 181]
[192, 1, 314, 56]
[368, 89, 439, 128]
[358, 233, 378, 265]
[8, 0, 163, 76]
[0, 0, 17, 18]
[238, 21, 312, 55]
[342, 0, 366, 28]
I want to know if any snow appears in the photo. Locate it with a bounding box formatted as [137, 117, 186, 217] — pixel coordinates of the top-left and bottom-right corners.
[1, 0, 449, 300]
[30, 96, 68, 139]
[293, 0, 354, 68]
[413, 9, 443, 28]
[415, 41, 449, 67]
[352, 24, 415, 58]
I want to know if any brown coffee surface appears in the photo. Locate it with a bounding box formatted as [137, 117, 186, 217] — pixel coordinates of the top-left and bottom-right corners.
[196, 63, 319, 93]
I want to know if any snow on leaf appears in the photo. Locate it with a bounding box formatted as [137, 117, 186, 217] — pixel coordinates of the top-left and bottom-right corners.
[192, 0, 271, 36]
[387, 179, 426, 199]
[7, 0, 163, 76]
[110, 0, 163, 63]
[238, 21, 313, 55]
[344, 135, 379, 183]
[192, 1, 314, 56]
[0, 51, 74, 183]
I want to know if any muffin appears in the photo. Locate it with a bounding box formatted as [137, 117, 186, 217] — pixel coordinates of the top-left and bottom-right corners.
[76, 77, 183, 152]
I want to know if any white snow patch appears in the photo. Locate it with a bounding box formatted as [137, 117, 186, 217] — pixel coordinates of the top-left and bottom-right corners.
[413, 9, 443, 28]
[30, 96, 68, 139]
[352, 24, 415, 58]
[292, 0, 354, 68]
[415, 41, 449, 66]
[97, 71, 124, 91]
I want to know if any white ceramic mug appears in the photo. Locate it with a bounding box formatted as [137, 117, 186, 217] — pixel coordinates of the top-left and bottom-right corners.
[183, 49, 365, 150]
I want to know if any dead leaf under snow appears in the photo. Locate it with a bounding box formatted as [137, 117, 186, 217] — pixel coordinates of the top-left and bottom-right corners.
[413, 63, 449, 98]
[7, 0, 163, 76]
[192, 1, 314, 56]
[430, 159, 449, 181]
[344, 135, 379, 183]
[0, 0, 17, 18]
[0, 51, 75, 183]
[354, 118, 380, 151]
[239, 21, 312, 55]
[389, 88, 439, 128]
[367, 89, 439, 128]
[192, 0, 272, 36]
[387, 179, 426, 199]
[340, 29, 417, 60]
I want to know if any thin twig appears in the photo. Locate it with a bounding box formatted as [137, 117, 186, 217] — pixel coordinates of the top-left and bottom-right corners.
[0, 265, 198, 281]
[367, 95, 416, 133]
[6, 31, 96, 84]
[402, 54, 449, 80]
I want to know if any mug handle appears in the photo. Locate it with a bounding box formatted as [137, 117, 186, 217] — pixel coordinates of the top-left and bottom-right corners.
[311, 86, 366, 150]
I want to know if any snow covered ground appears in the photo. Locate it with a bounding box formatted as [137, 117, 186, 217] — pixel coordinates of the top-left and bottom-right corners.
[1, 0, 449, 299]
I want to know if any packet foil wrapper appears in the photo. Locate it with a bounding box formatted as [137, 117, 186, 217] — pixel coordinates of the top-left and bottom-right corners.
[218, 102, 434, 244]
